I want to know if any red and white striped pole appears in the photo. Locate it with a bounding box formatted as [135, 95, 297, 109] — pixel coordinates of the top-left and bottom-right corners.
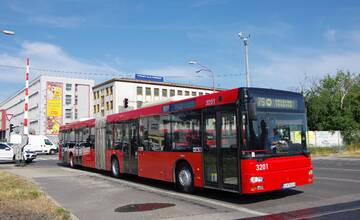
[23, 58, 29, 135]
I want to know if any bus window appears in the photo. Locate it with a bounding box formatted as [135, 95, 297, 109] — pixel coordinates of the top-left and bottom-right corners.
[147, 115, 171, 151]
[171, 111, 201, 152]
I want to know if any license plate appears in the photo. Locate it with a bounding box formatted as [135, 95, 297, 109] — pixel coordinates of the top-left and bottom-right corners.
[282, 182, 296, 189]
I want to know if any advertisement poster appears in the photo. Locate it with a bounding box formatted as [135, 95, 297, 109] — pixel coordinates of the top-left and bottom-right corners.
[46, 82, 63, 135]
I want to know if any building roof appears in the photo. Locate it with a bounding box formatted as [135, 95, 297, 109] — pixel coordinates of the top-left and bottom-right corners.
[93, 77, 223, 91]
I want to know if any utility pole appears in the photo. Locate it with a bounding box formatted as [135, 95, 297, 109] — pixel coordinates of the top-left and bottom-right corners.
[238, 32, 251, 87]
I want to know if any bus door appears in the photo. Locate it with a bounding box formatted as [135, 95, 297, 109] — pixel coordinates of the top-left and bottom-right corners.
[123, 121, 139, 175]
[203, 108, 239, 190]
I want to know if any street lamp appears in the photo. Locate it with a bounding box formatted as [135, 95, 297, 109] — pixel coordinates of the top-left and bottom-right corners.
[238, 32, 250, 87]
[2, 30, 15, 36]
[188, 60, 215, 92]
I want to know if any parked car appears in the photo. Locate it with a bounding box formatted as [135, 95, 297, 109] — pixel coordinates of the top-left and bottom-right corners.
[0, 142, 36, 163]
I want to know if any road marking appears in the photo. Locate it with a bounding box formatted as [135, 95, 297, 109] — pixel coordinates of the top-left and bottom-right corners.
[297, 207, 360, 219]
[316, 167, 360, 172]
[316, 176, 360, 183]
[61, 167, 266, 216]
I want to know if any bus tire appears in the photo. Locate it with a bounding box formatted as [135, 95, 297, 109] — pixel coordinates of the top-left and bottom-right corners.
[176, 162, 194, 193]
[111, 157, 120, 178]
[69, 154, 75, 168]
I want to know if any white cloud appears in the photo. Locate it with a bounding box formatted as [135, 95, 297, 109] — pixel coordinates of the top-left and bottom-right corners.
[253, 50, 360, 90]
[0, 41, 122, 83]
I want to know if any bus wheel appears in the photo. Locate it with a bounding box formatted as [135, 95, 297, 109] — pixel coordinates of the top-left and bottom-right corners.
[176, 162, 194, 193]
[69, 154, 75, 168]
[111, 158, 120, 178]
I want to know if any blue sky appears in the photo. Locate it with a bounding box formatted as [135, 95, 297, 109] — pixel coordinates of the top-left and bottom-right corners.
[1, 0, 360, 102]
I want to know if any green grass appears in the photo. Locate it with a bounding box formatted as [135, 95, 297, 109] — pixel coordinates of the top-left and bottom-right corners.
[0, 171, 71, 220]
[310, 144, 360, 157]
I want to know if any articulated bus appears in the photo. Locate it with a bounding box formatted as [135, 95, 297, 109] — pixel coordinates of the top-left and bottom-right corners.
[59, 87, 313, 194]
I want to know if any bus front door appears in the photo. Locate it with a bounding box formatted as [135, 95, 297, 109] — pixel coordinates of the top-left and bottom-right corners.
[123, 121, 139, 175]
[203, 109, 239, 191]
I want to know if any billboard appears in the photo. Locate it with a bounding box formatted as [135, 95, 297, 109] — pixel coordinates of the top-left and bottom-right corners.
[46, 82, 63, 135]
[135, 74, 164, 82]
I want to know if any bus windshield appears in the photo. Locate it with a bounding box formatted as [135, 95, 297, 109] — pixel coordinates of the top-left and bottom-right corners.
[247, 112, 307, 157]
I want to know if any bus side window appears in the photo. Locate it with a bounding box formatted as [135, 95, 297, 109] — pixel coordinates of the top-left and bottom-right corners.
[139, 117, 149, 151]
[171, 111, 201, 152]
[90, 127, 95, 149]
[106, 124, 113, 149]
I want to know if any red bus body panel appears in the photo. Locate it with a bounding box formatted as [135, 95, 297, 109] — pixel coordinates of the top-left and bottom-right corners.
[138, 152, 204, 187]
[241, 155, 313, 194]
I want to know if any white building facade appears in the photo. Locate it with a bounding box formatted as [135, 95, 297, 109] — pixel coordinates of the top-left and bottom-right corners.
[92, 78, 219, 117]
[0, 75, 94, 142]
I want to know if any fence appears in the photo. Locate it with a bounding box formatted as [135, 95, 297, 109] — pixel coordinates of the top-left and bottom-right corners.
[307, 131, 343, 148]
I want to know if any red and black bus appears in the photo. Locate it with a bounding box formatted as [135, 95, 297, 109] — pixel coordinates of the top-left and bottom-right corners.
[59, 87, 313, 194]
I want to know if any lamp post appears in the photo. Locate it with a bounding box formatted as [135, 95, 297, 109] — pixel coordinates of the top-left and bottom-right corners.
[238, 32, 250, 87]
[189, 60, 215, 92]
[2, 30, 15, 36]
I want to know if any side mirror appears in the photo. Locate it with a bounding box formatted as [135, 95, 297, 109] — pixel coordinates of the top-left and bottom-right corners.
[247, 102, 257, 120]
[5, 147, 11, 151]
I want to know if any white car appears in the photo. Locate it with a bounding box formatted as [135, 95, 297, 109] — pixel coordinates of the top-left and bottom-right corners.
[0, 142, 37, 163]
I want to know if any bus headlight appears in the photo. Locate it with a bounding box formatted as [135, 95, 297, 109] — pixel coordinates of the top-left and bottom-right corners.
[250, 176, 263, 183]
[309, 169, 313, 175]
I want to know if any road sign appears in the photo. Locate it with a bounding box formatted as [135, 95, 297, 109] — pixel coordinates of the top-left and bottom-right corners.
[6, 114, 13, 121]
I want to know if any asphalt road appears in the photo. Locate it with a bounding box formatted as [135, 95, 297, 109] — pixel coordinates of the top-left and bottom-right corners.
[1, 155, 360, 220]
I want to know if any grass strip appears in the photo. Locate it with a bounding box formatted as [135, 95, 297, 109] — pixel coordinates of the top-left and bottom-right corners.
[0, 171, 70, 220]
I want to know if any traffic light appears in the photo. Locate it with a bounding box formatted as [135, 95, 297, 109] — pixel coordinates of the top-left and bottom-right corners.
[9, 123, 14, 133]
[123, 98, 129, 108]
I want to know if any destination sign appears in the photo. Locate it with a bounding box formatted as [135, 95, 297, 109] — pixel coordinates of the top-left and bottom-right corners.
[163, 100, 196, 112]
[256, 97, 297, 109]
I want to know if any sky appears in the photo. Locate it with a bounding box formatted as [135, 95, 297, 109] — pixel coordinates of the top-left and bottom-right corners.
[1, 0, 360, 102]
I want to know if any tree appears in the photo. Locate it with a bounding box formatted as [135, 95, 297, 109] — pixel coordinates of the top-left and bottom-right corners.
[304, 70, 360, 144]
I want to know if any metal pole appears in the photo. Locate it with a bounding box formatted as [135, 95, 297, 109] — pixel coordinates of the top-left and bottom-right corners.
[23, 58, 29, 135]
[243, 39, 250, 87]
[211, 70, 215, 92]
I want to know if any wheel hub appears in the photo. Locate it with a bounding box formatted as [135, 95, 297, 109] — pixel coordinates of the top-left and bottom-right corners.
[178, 169, 191, 186]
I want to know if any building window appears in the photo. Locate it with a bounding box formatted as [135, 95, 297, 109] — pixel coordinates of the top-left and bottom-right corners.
[96, 91, 99, 99]
[93, 105, 96, 114]
[185, 91, 190, 96]
[75, 95, 78, 105]
[199, 92, 203, 96]
[110, 100, 113, 110]
[65, 109, 72, 119]
[93, 92, 96, 100]
[192, 91, 196, 96]
[106, 101, 109, 110]
[106, 87, 109, 96]
[101, 96, 104, 107]
[65, 95, 72, 105]
[170, 90, 175, 97]
[137, 87, 143, 95]
[154, 88, 159, 96]
[75, 109, 78, 119]
[177, 90, 183, 96]
[97, 104, 99, 113]
[146, 87, 151, 96]
[162, 89, 167, 97]
[66, 83, 72, 91]
[110, 86, 113, 95]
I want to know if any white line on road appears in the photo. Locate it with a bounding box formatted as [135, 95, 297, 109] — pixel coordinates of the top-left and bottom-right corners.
[61, 167, 266, 217]
[316, 167, 360, 172]
[316, 176, 360, 184]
